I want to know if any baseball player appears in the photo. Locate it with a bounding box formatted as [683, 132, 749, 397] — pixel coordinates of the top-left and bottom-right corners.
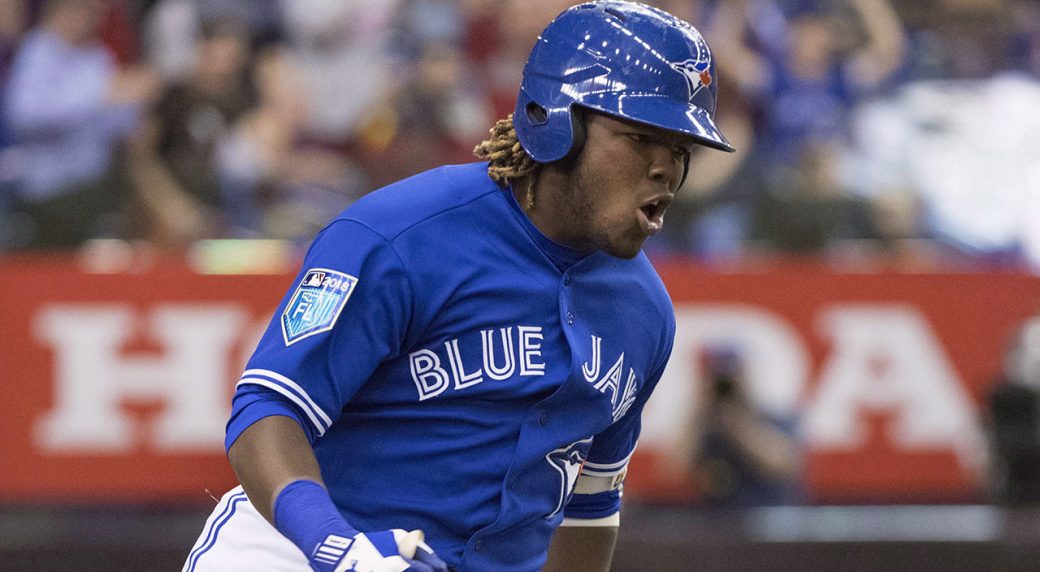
[183, 2, 733, 571]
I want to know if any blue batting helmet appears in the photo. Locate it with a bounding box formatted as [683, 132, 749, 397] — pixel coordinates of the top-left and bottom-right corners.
[514, 1, 735, 165]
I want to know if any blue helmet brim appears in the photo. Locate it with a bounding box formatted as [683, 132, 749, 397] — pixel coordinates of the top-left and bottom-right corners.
[579, 92, 736, 153]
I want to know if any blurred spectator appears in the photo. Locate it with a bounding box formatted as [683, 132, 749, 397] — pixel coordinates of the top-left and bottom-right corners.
[359, 39, 493, 187]
[1011, 0, 1040, 78]
[277, 0, 401, 148]
[143, 0, 283, 81]
[689, 345, 803, 507]
[347, 1, 489, 185]
[987, 315, 1040, 505]
[2, 0, 1035, 264]
[394, 0, 466, 56]
[125, 18, 256, 247]
[142, 0, 207, 81]
[195, 0, 283, 48]
[693, 0, 907, 258]
[848, 72, 1040, 271]
[714, 0, 906, 162]
[457, 0, 499, 68]
[748, 138, 878, 254]
[0, 0, 27, 75]
[96, 0, 141, 66]
[899, 0, 1039, 81]
[1, 0, 160, 248]
[0, 0, 28, 247]
[842, 0, 1040, 271]
[214, 45, 365, 243]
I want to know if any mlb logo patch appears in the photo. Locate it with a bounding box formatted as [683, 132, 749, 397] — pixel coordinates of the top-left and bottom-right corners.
[281, 268, 359, 346]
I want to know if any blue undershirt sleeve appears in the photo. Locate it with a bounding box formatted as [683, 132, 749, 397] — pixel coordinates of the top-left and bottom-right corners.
[563, 490, 622, 520]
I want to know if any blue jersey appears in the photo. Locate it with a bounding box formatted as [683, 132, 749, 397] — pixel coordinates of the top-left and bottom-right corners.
[226, 162, 676, 572]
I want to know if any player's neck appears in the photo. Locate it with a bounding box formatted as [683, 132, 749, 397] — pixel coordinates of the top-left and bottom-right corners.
[512, 175, 537, 214]
[512, 172, 594, 253]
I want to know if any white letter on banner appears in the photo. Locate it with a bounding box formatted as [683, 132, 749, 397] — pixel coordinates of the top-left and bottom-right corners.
[34, 304, 243, 452]
[804, 305, 985, 471]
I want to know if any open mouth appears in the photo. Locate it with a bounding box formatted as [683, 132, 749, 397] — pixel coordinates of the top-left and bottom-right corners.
[638, 197, 669, 234]
[640, 200, 664, 222]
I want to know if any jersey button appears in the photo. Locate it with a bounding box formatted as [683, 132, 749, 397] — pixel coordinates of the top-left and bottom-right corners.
[566, 312, 574, 325]
[539, 412, 549, 426]
[564, 275, 572, 286]
[474, 539, 484, 552]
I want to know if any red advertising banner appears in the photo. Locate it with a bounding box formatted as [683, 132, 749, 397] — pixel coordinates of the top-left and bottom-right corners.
[635, 261, 1040, 504]
[0, 254, 289, 504]
[1, 254, 1038, 505]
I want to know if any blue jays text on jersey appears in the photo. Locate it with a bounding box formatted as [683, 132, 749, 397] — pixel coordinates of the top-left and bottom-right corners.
[226, 162, 676, 572]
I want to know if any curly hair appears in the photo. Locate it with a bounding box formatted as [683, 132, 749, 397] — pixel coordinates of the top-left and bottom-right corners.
[473, 115, 539, 183]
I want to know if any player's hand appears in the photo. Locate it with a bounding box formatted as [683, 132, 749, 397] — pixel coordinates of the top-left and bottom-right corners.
[329, 529, 448, 572]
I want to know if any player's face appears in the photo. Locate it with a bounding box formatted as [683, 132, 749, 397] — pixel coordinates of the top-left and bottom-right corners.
[559, 113, 693, 259]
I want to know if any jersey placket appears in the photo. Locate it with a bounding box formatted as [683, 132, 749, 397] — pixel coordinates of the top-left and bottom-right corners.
[461, 264, 612, 570]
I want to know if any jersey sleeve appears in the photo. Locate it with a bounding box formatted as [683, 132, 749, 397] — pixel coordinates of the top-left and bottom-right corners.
[564, 315, 676, 520]
[225, 219, 414, 450]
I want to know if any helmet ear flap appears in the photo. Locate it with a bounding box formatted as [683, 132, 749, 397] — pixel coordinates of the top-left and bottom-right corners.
[519, 99, 587, 164]
[563, 106, 587, 162]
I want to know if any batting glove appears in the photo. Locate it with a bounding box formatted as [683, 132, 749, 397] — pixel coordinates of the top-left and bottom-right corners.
[316, 529, 448, 572]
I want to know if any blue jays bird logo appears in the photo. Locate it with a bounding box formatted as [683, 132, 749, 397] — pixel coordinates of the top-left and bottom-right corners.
[545, 438, 593, 517]
[671, 56, 713, 101]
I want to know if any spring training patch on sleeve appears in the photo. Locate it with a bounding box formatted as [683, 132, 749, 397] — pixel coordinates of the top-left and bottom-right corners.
[281, 268, 359, 346]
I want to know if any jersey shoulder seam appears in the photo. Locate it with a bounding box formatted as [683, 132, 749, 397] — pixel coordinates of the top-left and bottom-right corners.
[342, 168, 501, 243]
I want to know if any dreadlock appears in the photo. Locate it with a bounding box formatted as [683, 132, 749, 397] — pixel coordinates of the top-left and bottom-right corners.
[473, 114, 539, 183]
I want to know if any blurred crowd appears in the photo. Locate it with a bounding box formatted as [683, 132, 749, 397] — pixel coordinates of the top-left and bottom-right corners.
[1, 0, 1039, 271]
